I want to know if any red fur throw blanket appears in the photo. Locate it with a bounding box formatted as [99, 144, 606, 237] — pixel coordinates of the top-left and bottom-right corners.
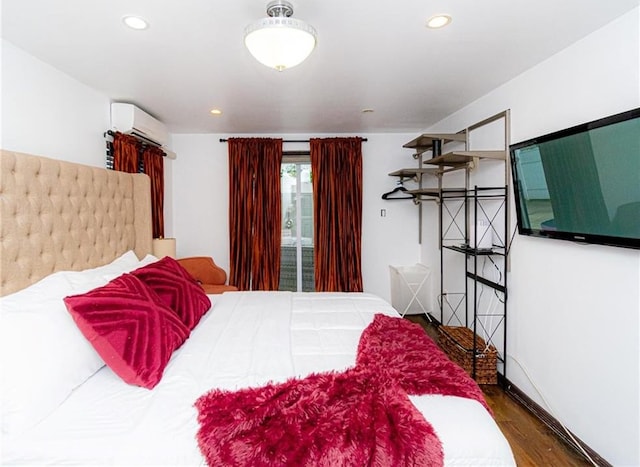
[195, 314, 489, 466]
[357, 314, 489, 412]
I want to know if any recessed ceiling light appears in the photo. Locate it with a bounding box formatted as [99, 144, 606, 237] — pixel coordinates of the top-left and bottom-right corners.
[123, 15, 149, 30]
[210, 109, 223, 116]
[361, 108, 375, 113]
[426, 14, 452, 29]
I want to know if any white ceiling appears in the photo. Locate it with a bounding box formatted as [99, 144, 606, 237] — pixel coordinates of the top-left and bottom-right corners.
[2, 0, 638, 135]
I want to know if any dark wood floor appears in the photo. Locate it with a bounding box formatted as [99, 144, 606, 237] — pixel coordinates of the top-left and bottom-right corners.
[405, 315, 592, 466]
[482, 385, 591, 466]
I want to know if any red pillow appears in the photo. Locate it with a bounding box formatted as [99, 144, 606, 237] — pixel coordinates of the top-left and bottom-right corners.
[64, 274, 190, 389]
[131, 256, 211, 330]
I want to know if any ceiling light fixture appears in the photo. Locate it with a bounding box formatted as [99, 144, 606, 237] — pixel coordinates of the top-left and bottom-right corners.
[426, 14, 452, 29]
[123, 15, 149, 30]
[244, 0, 317, 72]
[210, 109, 223, 115]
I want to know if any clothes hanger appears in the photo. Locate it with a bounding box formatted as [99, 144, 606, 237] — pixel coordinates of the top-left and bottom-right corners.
[382, 181, 415, 200]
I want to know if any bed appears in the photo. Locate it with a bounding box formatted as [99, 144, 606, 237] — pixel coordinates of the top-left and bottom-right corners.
[0, 150, 515, 466]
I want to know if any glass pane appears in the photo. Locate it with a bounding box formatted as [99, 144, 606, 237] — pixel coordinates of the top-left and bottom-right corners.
[279, 162, 314, 291]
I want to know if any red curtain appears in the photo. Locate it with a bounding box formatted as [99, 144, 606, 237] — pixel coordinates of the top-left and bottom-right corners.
[310, 137, 363, 292]
[228, 138, 283, 291]
[112, 132, 140, 173]
[112, 131, 165, 238]
[142, 145, 165, 239]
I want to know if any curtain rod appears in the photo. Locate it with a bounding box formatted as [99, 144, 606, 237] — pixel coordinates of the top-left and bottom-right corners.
[104, 130, 172, 158]
[219, 137, 368, 143]
[104, 130, 162, 147]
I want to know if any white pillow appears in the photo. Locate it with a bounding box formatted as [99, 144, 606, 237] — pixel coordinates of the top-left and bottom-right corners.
[0, 250, 153, 435]
[137, 253, 160, 267]
[0, 269, 77, 310]
[0, 274, 104, 435]
[64, 250, 144, 291]
[0, 251, 144, 310]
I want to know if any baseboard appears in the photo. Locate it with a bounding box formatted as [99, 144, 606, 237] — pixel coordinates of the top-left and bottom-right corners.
[414, 316, 609, 465]
[499, 374, 611, 467]
[426, 312, 441, 326]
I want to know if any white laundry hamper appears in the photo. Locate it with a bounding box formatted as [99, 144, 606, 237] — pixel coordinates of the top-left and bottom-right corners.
[389, 264, 432, 317]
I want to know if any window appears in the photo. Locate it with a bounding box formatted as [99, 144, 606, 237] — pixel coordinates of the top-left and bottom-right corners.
[279, 156, 314, 291]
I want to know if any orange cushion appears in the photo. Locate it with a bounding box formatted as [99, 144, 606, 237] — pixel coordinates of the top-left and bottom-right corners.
[201, 284, 238, 295]
[178, 257, 227, 286]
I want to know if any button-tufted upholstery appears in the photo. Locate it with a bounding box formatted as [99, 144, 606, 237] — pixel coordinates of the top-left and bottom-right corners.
[0, 150, 152, 296]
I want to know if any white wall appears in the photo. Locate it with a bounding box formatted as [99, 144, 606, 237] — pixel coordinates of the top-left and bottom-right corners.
[171, 135, 230, 268]
[420, 9, 640, 465]
[1, 39, 109, 166]
[361, 134, 422, 302]
[0, 39, 175, 237]
[171, 133, 421, 302]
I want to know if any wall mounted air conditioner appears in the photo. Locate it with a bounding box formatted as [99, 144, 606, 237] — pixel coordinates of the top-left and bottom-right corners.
[110, 103, 169, 147]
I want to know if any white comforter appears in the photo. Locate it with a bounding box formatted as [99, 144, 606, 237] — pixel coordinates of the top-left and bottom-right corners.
[3, 291, 514, 466]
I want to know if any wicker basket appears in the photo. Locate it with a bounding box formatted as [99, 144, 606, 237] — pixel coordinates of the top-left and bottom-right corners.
[438, 325, 497, 384]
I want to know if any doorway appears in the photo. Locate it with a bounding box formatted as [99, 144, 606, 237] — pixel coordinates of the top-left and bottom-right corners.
[279, 158, 314, 291]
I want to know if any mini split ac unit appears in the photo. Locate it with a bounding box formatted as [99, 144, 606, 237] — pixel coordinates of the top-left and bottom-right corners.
[110, 103, 170, 149]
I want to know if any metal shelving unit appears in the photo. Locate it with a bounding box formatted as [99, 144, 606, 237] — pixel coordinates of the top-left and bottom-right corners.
[388, 110, 511, 383]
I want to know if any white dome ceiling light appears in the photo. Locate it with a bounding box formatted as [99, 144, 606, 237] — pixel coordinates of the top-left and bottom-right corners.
[122, 15, 149, 30]
[244, 0, 317, 72]
[426, 14, 452, 29]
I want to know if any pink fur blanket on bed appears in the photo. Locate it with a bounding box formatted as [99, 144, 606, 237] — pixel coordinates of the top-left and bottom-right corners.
[195, 314, 489, 467]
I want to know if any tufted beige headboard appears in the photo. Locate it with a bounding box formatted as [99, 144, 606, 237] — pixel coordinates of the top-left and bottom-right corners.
[0, 150, 153, 296]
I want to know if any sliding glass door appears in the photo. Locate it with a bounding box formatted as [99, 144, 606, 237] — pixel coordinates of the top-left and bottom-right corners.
[279, 161, 314, 291]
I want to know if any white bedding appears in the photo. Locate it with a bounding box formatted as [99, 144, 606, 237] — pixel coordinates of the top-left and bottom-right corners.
[2, 291, 515, 466]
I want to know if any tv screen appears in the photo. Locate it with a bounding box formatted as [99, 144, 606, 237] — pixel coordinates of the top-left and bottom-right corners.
[509, 108, 640, 250]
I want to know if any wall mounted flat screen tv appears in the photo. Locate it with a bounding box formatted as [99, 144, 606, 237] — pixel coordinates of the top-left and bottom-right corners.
[509, 108, 640, 250]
